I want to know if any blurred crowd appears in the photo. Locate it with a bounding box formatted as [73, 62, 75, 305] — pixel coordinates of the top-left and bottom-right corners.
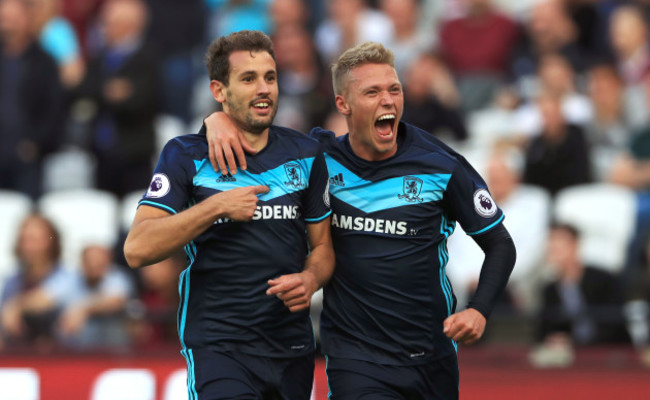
[0, 0, 650, 365]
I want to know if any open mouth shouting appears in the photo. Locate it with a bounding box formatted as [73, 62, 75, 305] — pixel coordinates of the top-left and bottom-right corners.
[375, 113, 397, 141]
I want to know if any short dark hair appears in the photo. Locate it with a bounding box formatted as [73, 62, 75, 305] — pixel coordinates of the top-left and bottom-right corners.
[205, 30, 276, 85]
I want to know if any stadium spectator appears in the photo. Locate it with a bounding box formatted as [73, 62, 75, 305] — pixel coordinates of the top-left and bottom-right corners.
[584, 62, 632, 181]
[522, 91, 592, 196]
[0, 214, 71, 352]
[379, 0, 436, 80]
[272, 23, 334, 133]
[610, 4, 650, 130]
[513, 52, 593, 138]
[439, 0, 519, 111]
[269, 0, 310, 32]
[206, 0, 272, 38]
[74, 0, 160, 197]
[0, 0, 64, 199]
[60, 0, 104, 56]
[128, 254, 183, 349]
[609, 5, 650, 86]
[535, 224, 629, 346]
[145, 0, 205, 124]
[26, 0, 85, 88]
[510, 0, 587, 99]
[401, 53, 468, 142]
[57, 244, 134, 349]
[314, 0, 394, 65]
[609, 102, 650, 307]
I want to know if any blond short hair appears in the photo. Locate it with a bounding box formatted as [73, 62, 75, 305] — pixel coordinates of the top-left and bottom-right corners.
[332, 42, 395, 95]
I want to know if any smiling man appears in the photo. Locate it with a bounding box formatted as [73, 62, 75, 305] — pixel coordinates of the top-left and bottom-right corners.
[124, 30, 334, 399]
[205, 41, 516, 399]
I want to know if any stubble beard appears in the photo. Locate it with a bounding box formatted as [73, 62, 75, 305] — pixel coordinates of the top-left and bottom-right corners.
[225, 90, 277, 134]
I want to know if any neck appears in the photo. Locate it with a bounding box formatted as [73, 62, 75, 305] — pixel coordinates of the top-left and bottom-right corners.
[560, 261, 583, 283]
[25, 259, 53, 284]
[242, 129, 269, 152]
[348, 131, 397, 162]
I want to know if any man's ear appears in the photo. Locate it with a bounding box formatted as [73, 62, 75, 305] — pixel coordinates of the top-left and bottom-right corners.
[335, 94, 350, 115]
[210, 80, 227, 103]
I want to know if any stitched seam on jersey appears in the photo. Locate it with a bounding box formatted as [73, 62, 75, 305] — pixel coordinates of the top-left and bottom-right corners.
[466, 214, 504, 236]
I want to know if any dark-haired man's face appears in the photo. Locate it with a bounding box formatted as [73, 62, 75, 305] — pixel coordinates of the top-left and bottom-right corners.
[218, 50, 279, 134]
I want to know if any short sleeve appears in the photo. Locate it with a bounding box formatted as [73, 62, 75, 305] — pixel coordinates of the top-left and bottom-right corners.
[139, 138, 194, 215]
[443, 156, 504, 236]
[304, 151, 331, 222]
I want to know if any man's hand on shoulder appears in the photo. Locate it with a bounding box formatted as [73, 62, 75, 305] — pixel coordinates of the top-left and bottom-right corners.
[443, 308, 486, 345]
[204, 112, 257, 175]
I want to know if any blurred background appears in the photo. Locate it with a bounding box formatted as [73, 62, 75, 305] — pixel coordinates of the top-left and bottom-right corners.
[1, 0, 650, 398]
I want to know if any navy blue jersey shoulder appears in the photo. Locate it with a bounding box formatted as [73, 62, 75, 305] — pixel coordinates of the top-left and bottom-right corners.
[138, 125, 330, 358]
[312, 122, 504, 365]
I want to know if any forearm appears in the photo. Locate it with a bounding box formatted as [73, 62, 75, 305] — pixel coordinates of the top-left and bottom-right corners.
[76, 295, 127, 316]
[124, 201, 224, 268]
[467, 224, 517, 318]
[19, 289, 57, 313]
[303, 242, 335, 290]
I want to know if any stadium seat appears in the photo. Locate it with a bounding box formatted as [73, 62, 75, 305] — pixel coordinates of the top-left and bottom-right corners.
[554, 183, 637, 273]
[120, 189, 146, 233]
[91, 369, 155, 400]
[0, 191, 33, 283]
[42, 147, 96, 192]
[38, 189, 119, 269]
[155, 114, 187, 157]
[0, 368, 39, 400]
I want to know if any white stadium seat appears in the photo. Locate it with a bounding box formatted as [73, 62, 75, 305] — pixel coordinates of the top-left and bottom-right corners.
[120, 189, 146, 233]
[38, 189, 119, 269]
[554, 183, 637, 273]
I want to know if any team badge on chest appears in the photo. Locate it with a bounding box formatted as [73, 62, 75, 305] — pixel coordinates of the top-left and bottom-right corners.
[398, 176, 424, 203]
[284, 163, 305, 189]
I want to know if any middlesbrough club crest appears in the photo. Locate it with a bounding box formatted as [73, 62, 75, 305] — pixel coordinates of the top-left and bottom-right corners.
[398, 176, 423, 203]
[284, 163, 305, 189]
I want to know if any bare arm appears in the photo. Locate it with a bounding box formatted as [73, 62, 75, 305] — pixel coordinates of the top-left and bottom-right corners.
[59, 295, 129, 336]
[124, 185, 269, 268]
[204, 112, 257, 175]
[266, 218, 335, 312]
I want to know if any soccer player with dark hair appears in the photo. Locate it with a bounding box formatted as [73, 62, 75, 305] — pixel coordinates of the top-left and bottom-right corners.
[123, 30, 334, 399]
[204, 41, 516, 399]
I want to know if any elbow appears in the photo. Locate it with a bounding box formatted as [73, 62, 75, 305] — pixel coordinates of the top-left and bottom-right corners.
[123, 240, 147, 269]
